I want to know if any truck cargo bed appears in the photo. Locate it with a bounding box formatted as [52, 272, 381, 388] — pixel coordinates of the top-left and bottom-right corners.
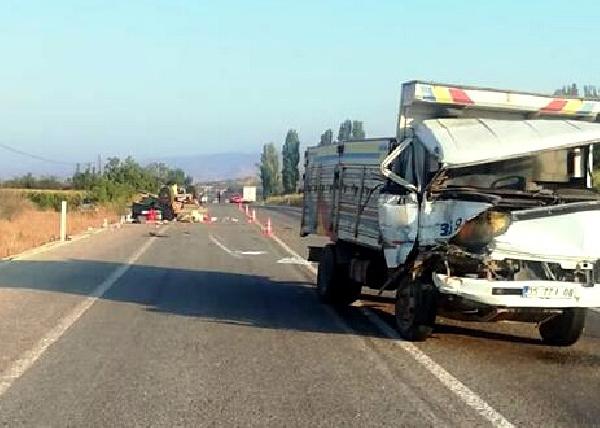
[301, 138, 393, 248]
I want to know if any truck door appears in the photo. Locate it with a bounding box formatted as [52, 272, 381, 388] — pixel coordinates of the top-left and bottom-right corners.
[379, 141, 423, 268]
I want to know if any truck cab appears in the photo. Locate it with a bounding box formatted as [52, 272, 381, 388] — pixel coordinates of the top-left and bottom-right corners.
[302, 81, 600, 345]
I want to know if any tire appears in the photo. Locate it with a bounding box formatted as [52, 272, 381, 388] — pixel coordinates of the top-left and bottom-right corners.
[316, 244, 361, 306]
[394, 273, 436, 341]
[539, 308, 586, 346]
[162, 206, 175, 221]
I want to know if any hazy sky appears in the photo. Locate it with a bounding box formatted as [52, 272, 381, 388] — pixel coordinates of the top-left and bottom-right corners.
[0, 0, 598, 169]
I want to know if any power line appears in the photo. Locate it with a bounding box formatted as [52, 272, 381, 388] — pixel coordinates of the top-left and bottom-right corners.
[0, 142, 76, 166]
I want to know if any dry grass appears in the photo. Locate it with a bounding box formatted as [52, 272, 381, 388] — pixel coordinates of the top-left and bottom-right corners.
[0, 191, 32, 221]
[0, 196, 119, 258]
[265, 193, 303, 207]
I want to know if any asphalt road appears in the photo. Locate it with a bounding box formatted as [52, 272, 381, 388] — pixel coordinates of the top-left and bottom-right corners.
[0, 203, 598, 426]
[257, 204, 600, 426]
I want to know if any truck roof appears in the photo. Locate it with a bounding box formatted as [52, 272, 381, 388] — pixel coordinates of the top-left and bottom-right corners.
[415, 118, 600, 167]
[398, 81, 600, 139]
[403, 80, 592, 99]
[403, 80, 600, 116]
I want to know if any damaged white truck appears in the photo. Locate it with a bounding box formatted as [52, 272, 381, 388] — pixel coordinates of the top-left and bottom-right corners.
[301, 81, 600, 346]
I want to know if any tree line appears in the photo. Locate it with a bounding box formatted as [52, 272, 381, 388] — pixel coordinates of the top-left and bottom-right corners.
[554, 83, 600, 99]
[72, 157, 193, 204]
[1, 174, 66, 190]
[1, 157, 193, 205]
[259, 119, 366, 198]
[259, 132, 298, 199]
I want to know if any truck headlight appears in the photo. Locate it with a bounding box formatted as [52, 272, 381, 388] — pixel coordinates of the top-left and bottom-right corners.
[452, 210, 511, 248]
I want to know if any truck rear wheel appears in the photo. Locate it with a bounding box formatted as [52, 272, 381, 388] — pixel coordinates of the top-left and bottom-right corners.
[394, 273, 436, 341]
[317, 244, 361, 306]
[539, 308, 586, 346]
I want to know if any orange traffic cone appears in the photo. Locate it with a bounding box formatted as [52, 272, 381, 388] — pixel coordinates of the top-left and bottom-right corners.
[264, 217, 273, 237]
[147, 207, 157, 223]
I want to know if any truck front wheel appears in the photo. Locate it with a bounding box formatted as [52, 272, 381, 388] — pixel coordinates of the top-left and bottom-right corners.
[539, 308, 586, 346]
[394, 273, 436, 341]
[316, 244, 361, 306]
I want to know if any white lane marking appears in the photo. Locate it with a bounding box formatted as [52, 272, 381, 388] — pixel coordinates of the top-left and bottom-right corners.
[253, 217, 319, 274]
[209, 234, 267, 258]
[259, 221, 513, 428]
[209, 234, 242, 258]
[361, 308, 513, 428]
[277, 257, 314, 266]
[0, 225, 168, 397]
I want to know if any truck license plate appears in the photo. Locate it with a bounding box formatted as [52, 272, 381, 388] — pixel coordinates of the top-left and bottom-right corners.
[522, 285, 576, 299]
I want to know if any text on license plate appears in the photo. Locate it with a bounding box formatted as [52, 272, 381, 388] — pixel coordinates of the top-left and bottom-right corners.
[522, 285, 576, 299]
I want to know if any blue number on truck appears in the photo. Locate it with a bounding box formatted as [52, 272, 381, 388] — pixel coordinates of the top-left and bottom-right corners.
[439, 218, 463, 237]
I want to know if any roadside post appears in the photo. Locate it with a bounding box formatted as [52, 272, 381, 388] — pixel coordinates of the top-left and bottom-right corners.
[60, 200, 67, 242]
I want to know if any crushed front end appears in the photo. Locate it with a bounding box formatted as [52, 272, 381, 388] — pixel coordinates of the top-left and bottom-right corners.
[424, 153, 600, 323]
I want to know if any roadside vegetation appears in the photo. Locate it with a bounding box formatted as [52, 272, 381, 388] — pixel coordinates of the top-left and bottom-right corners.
[71, 157, 193, 208]
[2, 157, 193, 211]
[0, 157, 193, 257]
[594, 170, 600, 191]
[0, 192, 118, 257]
[264, 193, 303, 207]
[258, 119, 365, 200]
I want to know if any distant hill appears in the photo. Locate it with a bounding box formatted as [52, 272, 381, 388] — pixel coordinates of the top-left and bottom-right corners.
[0, 157, 74, 179]
[0, 152, 260, 182]
[145, 152, 259, 182]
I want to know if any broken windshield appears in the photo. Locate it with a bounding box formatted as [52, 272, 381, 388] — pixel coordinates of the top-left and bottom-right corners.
[444, 146, 590, 192]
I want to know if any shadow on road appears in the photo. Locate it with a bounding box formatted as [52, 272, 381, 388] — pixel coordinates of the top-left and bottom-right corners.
[360, 305, 544, 345]
[1, 257, 599, 348]
[432, 323, 541, 345]
[0, 259, 386, 340]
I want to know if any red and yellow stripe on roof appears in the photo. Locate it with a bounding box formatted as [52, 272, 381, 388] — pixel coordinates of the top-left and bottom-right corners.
[409, 82, 600, 118]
